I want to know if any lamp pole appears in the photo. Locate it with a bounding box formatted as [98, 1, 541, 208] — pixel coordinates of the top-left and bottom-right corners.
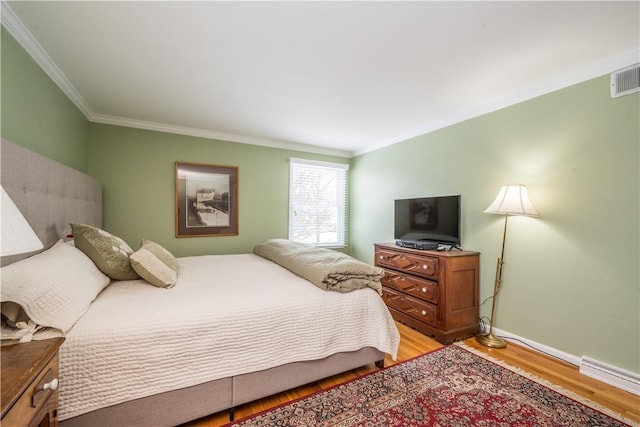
[476, 214, 509, 348]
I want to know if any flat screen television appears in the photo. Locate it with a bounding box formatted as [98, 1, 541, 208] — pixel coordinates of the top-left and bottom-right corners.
[394, 195, 461, 246]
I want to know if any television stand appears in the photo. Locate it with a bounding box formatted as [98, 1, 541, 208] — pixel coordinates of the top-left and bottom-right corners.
[375, 243, 480, 344]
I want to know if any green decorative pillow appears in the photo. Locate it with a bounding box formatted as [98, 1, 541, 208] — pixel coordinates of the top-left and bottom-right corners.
[71, 223, 139, 280]
[129, 240, 178, 288]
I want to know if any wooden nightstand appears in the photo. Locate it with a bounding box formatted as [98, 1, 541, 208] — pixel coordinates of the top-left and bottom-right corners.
[1, 338, 65, 427]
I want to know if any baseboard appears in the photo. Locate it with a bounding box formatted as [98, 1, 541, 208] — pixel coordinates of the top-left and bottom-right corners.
[580, 356, 640, 396]
[485, 326, 640, 396]
[487, 326, 582, 366]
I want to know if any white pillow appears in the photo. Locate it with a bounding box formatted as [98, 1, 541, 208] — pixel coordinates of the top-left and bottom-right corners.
[1, 240, 111, 336]
[130, 240, 178, 288]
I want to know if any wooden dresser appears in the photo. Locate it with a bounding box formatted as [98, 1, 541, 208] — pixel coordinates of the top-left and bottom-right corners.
[1, 338, 64, 427]
[375, 243, 480, 344]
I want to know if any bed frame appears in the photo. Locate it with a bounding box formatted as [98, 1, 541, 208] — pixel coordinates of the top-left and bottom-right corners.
[1, 139, 384, 426]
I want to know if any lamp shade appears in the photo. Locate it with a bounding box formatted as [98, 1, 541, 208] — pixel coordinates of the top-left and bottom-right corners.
[1, 186, 43, 256]
[484, 184, 539, 217]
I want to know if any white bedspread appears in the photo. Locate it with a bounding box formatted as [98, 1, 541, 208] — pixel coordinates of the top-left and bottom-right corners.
[59, 254, 400, 421]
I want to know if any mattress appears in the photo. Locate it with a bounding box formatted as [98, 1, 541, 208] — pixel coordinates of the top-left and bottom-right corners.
[58, 253, 400, 421]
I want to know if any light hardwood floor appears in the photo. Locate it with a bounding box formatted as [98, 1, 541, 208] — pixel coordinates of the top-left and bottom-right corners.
[182, 322, 639, 426]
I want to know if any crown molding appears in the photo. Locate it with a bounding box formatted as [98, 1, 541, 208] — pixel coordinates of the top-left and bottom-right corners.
[92, 114, 353, 158]
[355, 49, 640, 156]
[1, 1, 353, 158]
[1, 1, 95, 119]
[3, 1, 637, 159]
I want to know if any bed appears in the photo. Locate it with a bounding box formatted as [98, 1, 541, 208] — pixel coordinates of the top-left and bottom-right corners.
[0, 139, 400, 427]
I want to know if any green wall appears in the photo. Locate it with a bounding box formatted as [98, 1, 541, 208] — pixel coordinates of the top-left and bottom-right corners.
[351, 76, 639, 373]
[1, 28, 89, 172]
[88, 124, 349, 256]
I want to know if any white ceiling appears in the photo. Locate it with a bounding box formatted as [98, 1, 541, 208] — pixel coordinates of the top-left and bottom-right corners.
[3, 1, 639, 157]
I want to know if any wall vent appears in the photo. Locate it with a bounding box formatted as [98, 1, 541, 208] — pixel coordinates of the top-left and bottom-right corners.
[610, 63, 640, 98]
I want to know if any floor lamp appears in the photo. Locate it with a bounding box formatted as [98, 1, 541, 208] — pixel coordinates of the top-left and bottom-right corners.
[476, 184, 538, 349]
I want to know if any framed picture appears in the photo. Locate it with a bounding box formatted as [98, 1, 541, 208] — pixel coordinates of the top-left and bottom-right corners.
[175, 162, 238, 237]
[409, 198, 437, 229]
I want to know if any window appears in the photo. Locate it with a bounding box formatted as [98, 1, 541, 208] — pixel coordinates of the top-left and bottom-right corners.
[288, 158, 349, 247]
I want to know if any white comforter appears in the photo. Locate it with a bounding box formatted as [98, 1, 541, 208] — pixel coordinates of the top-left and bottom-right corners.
[59, 254, 400, 421]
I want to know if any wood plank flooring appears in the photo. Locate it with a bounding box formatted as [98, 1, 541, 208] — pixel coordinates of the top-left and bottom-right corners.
[182, 322, 639, 426]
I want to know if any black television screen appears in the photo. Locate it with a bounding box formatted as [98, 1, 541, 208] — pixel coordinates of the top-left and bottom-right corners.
[394, 195, 461, 245]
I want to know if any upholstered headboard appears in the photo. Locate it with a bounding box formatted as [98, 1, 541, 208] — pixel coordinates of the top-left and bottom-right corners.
[1, 139, 102, 266]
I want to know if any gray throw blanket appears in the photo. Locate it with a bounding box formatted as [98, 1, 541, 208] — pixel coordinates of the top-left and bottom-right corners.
[253, 239, 383, 294]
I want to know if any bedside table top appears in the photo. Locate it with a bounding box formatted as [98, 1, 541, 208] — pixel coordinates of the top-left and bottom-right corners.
[1, 337, 65, 419]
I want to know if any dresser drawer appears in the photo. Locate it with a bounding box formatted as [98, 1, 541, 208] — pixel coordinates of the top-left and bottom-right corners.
[382, 286, 437, 326]
[2, 353, 59, 426]
[375, 248, 438, 280]
[381, 268, 438, 304]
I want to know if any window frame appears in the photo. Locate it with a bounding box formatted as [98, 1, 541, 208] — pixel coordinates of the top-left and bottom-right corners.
[288, 157, 349, 248]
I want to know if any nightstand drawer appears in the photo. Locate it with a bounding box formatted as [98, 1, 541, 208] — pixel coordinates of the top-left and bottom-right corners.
[375, 248, 438, 280]
[2, 353, 59, 427]
[1, 338, 64, 427]
[381, 268, 438, 304]
[382, 286, 437, 326]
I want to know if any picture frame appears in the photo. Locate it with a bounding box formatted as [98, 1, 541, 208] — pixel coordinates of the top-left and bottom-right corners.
[409, 198, 437, 229]
[175, 162, 238, 237]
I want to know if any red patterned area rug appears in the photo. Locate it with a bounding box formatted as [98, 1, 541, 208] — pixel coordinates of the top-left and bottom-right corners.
[226, 343, 636, 427]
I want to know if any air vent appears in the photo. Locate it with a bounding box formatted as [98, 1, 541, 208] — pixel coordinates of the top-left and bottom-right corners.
[610, 63, 640, 98]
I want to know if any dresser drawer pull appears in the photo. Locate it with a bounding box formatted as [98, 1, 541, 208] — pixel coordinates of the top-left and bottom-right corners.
[422, 265, 428, 270]
[421, 287, 427, 293]
[40, 378, 59, 391]
[421, 310, 427, 316]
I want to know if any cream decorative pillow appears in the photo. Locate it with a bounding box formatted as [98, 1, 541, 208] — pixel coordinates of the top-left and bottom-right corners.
[130, 240, 178, 288]
[1, 240, 111, 339]
[71, 223, 139, 280]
